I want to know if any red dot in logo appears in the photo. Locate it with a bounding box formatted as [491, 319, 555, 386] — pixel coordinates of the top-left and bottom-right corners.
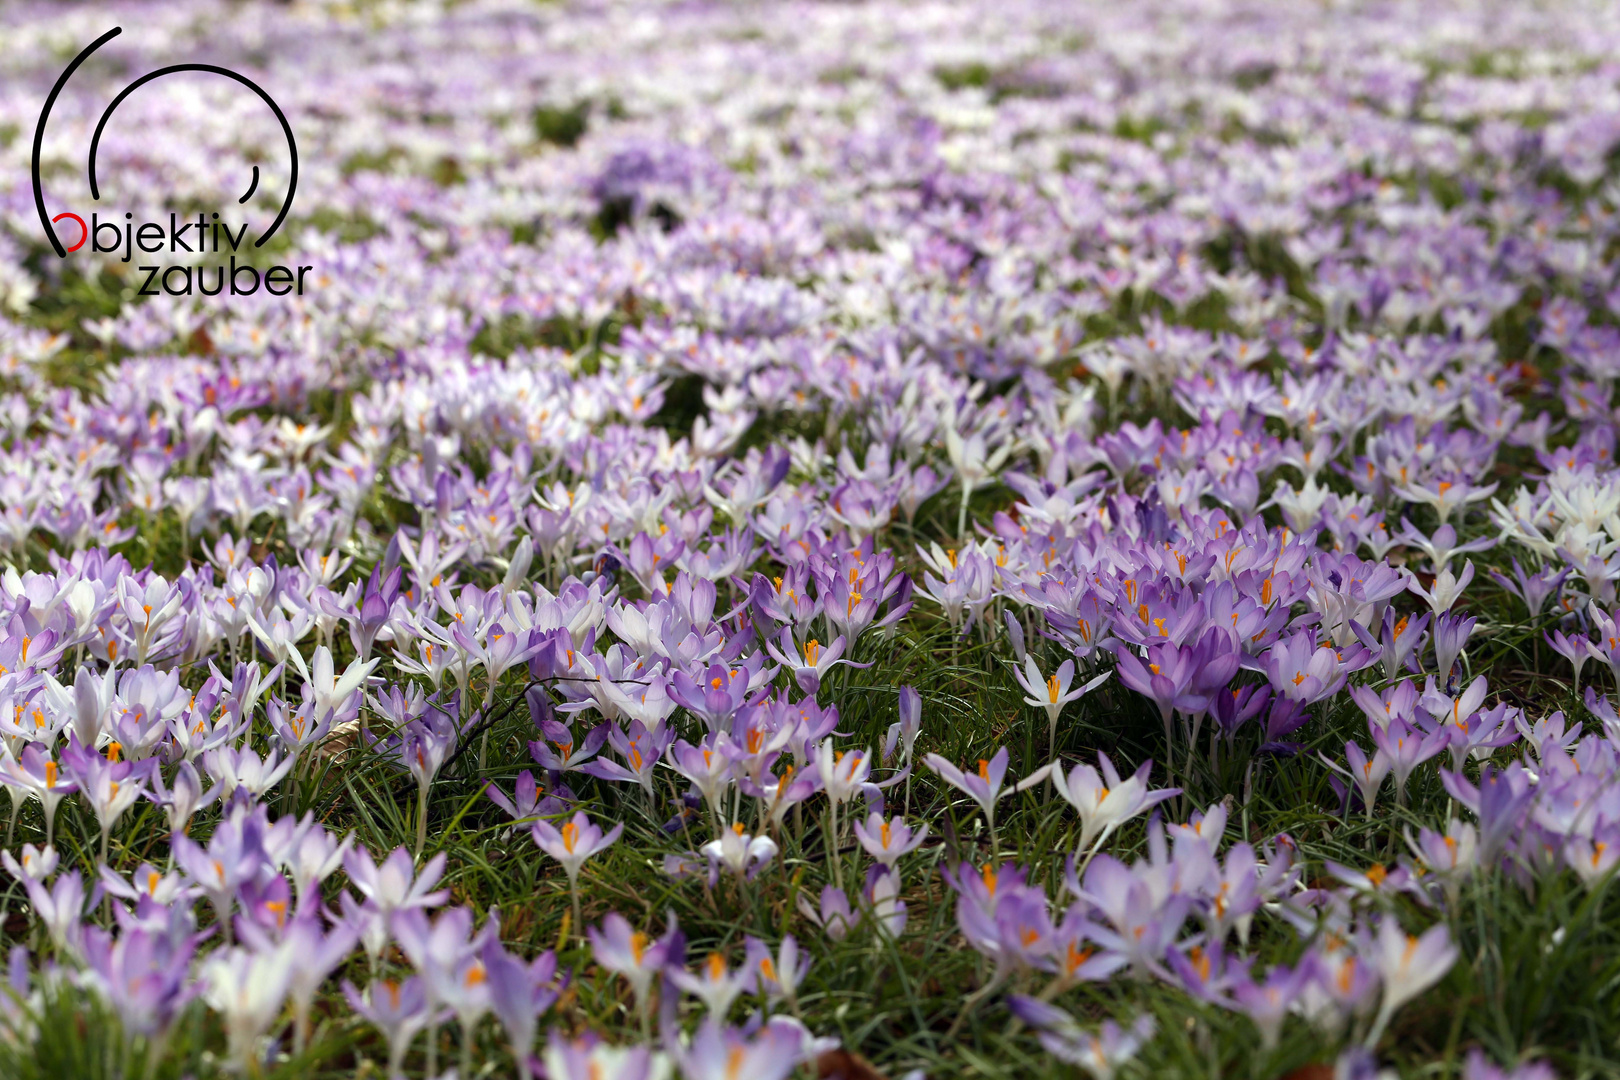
[52, 212, 87, 252]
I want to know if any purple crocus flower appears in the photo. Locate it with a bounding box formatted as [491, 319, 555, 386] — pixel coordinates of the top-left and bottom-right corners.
[1008, 996, 1156, 1078]
[588, 910, 684, 1022]
[669, 662, 755, 731]
[673, 1016, 824, 1080]
[532, 810, 624, 925]
[797, 884, 862, 942]
[1231, 962, 1310, 1048]
[765, 629, 868, 695]
[923, 746, 1011, 842]
[541, 1030, 670, 1080]
[344, 975, 444, 1080]
[80, 923, 201, 1041]
[481, 936, 563, 1080]
[745, 934, 810, 1009]
[343, 846, 450, 966]
[485, 769, 569, 821]
[1370, 718, 1447, 805]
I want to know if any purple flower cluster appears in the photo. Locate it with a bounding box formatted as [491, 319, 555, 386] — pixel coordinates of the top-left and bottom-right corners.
[1, 0, 1616, 1073]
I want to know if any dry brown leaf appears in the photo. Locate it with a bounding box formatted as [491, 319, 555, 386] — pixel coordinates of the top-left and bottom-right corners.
[817, 1048, 889, 1080]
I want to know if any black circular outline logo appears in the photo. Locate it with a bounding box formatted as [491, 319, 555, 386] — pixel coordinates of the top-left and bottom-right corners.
[31, 26, 299, 258]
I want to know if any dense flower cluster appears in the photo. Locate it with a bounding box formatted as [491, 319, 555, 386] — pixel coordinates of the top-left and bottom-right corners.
[0, 0, 1618, 1076]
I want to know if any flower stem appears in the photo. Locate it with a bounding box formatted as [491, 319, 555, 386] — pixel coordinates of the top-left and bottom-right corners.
[415, 782, 429, 860]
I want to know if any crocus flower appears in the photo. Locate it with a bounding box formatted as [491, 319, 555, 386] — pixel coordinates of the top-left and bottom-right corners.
[287, 644, 380, 722]
[667, 737, 736, 827]
[80, 924, 200, 1042]
[1, 844, 57, 884]
[542, 1031, 672, 1080]
[923, 746, 1010, 845]
[241, 915, 359, 1053]
[1369, 718, 1447, 805]
[866, 864, 909, 937]
[1041, 753, 1179, 855]
[673, 1015, 823, 1080]
[699, 824, 779, 885]
[670, 951, 754, 1018]
[1431, 612, 1476, 680]
[578, 720, 673, 798]
[1013, 655, 1111, 757]
[588, 911, 684, 1028]
[0, 743, 77, 847]
[201, 940, 299, 1073]
[883, 685, 923, 814]
[1488, 559, 1568, 619]
[400, 709, 458, 858]
[1231, 963, 1310, 1049]
[1320, 741, 1392, 818]
[147, 760, 220, 838]
[1007, 997, 1156, 1080]
[797, 885, 862, 942]
[668, 662, 754, 731]
[202, 744, 294, 804]
[1406, 560, 1476, 615]
[1365, 918, 1458, 1044]
[344, 976, 444, 1080]
[1265, 629, 1353, 704]
[391, 906, 496, 1073]
[344, 846, 450, 966]
[532, 810, 624, 926]
[173, 807, 269, 941]
[528, 718, 609, 774]
[852, 812, 929, 868]
[1545, 626, 1592, 686]
[1461, 1048, 1557, 1080]
[485, 769, 568, 822]
[765, 629, 867, 695]
[346, 846, 451, 912]
[1405, 819, 1479, 903]
[745, 934, 810, 1009]
[21, 868, 87, 957]
[481, 937, 563, 1080]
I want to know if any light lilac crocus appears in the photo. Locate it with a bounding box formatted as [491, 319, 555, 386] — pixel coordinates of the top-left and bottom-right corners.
[1365, 918, 1457, 1044]
[201, 939, 299, 1073]
[765, 629, 867, 695]
[670, 951, 754, 1018]
[674, 1016, 821, 1080]
[344, 976, 443, 1080]
[1013, 655, 1110, 758]
[344, 846, 450, 967]
[532, 810, 624, 928]
[588, 911, 684, 1035]
[745, 934, 810, 1010]
[1320, 740, 1392, 819]
[542, 1031, 672, 1080]
[1042, 753, 1179, 857]
[797, 885, 862, 942]
[852, 812, 929, 868]
[481, 937, 563, 1080]
[700, 824, 779, 885]
[1007, 996, 1155, 1080]
[924, 746, 1011, 850]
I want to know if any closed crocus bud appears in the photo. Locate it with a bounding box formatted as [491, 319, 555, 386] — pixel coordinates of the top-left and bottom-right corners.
[72, 666, 108, 750]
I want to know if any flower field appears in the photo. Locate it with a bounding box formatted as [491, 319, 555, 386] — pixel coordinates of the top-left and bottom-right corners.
[3, 0, 1620, 1076]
